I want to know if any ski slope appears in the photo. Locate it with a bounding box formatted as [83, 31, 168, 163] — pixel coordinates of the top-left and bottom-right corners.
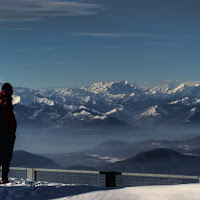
[1, 178, 200, 200]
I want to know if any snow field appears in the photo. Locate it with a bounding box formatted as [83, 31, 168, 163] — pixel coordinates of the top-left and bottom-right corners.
[0, 178, 109, 200]
[57, 184, 200, 200]
[1, 178, 200, 200]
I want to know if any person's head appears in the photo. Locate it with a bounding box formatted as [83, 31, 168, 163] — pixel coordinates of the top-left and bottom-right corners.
[1, 83, 13, 95]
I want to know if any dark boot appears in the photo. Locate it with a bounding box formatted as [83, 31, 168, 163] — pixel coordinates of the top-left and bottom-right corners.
[0, 179, 9, 184]
[2, 161, 10, 181]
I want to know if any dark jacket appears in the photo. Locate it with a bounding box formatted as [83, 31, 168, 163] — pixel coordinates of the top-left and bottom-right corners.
[0, 91, 17, 134]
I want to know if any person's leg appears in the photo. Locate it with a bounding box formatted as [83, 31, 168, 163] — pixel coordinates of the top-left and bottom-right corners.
[2, 161, 10, 180]
[0, 133, 6, 179]
[1, 132, 15, 181]
[0, 134, 3, 167]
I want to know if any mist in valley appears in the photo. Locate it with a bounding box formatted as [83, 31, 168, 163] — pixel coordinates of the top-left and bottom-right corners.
[14, 124, 200, 155]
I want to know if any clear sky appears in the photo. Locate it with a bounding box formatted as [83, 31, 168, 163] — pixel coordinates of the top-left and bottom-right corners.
[0, 0, 200, 88]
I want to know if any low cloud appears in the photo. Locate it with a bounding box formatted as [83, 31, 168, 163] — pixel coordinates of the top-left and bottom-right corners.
[145, 42, 175, 45]
[40, 46, 63, 51]
[0, 28, 31, 31]
[0, 0, 101, 21]
[15, 46, 62, 52]
[70, 32, 166, 38]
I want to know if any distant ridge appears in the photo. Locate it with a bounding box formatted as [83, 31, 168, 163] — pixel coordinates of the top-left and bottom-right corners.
[11, 150, 62, 169]
[68, 148, 200, 176]
[132, 148, 182, 161]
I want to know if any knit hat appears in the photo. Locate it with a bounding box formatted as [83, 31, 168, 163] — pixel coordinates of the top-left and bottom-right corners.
[1, 83, 13, 94]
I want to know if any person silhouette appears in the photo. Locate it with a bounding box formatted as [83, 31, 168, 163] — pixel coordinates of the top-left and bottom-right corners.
[0, 83, 17, 184]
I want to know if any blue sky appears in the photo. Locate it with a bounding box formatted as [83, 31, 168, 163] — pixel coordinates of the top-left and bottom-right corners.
[0, 0, 200, 88]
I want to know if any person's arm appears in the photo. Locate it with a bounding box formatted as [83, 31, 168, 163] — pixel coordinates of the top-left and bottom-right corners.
[5, 102, 17, 134]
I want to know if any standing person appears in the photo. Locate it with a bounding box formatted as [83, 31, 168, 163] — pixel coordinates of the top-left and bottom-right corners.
[0, 83, 17, 184]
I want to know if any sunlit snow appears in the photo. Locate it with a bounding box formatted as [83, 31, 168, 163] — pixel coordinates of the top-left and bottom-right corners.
[136, 106, 159, 118]
[36, 97, 55, 106]
[12, 95, 21, 105]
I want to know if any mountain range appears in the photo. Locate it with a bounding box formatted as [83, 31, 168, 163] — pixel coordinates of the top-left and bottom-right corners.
[6, 80, 200, 130]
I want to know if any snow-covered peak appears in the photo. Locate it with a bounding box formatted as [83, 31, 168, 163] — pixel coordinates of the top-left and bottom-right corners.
[166, 83, 200, 98]
[82, 80, 136, 95]
[35, 97, 55, 106]
[118, 80, 128, 85]
[169, 97, 189, 105]
[186, 107, 198, 123]
[167, 83, 186, 94]
[82, 82, 113, 94]
[191, 107, 198, 113]
[108, 81, 138, 95]
[105, 108, 117, 115]
[183, 80, 200, 87]
[193, 98, 200, 105]
[73, 110, 91, 117]
[135, 105, 160, 119]
[149, 87, 162, 94]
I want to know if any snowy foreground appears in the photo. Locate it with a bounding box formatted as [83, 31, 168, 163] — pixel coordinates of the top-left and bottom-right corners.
[1, 179, 200, 200]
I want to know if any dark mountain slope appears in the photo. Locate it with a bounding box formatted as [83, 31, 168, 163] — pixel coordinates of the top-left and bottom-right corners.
[11, 150, 62, 169]
[96, 148, 200, 175]
[68, 148, 200, 176]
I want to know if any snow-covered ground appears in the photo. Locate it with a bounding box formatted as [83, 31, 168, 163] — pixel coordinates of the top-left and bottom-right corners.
[0, 178, 112, 200]
[56, 184, 200, 200]
[1, 178, 200, 200]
